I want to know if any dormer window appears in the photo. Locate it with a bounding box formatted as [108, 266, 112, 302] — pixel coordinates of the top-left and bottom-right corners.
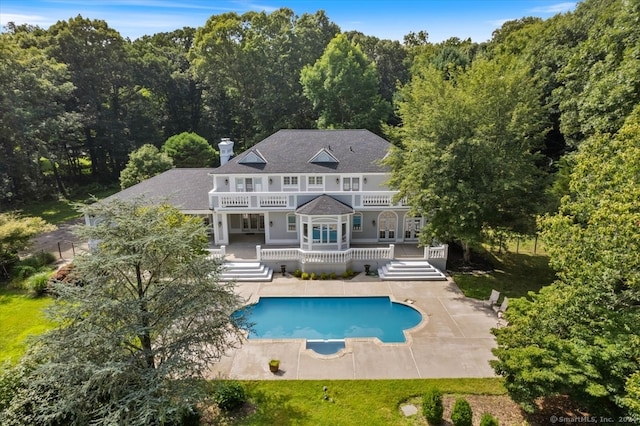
[308, 148, 339, 164]
[239, 150, 267, 164]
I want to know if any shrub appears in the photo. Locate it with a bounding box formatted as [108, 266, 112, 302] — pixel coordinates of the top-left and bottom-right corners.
[329, 272, 337, 279]
[212, 380, 246, 411]
[293, 269, 303, 278]
[341, 271, 351, 279]
[26, 271, 52, 297]
[479, 413, 499, 426]
[451, 398, 473, 426]
[301, 272, 310, 280]
[310, 272, 317, 280]
[11, 265, 37, 281]
[320, 272, 328, 280]
[422, 387, 443, 425]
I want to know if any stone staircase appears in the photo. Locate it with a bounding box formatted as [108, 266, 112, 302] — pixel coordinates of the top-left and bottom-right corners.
[219, 262, 273, 282]
[378, 260, 447, 281]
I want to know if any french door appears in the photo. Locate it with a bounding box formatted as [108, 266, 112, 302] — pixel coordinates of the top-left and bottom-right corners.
[378, 212, 397, 241]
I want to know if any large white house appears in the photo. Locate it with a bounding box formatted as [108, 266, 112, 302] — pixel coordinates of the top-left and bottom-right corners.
[102, 129, 447, 279]
[210, 129, 422, 247]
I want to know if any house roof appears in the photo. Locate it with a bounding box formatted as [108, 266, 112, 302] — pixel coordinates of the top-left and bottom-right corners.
[296, 195, 354, 215]
[102, 168, 213, 211]
[215, 129, 391, 174]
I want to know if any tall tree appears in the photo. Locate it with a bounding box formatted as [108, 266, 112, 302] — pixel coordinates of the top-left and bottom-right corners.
[386, 56, 549, 261]
[47, 16, 135, 179]
[1, 199, 247, 424]
[131, 28, 201, 139]
[0, 26, 78, 206]
[119, 144, 173, 189]
[492, 106, 640, 415]
[300, 33, 391, 132]
[162, 132, 217, 167]
[190, 9, 339, 148]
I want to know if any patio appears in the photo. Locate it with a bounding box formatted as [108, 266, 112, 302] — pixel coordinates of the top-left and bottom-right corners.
[207, 274, 499, 380]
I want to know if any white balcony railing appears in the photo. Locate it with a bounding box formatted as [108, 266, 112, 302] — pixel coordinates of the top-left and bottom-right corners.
[211, 191, 407, 210]
[257, 245, 395, 263]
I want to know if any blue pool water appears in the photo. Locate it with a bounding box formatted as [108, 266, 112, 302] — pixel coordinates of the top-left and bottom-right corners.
[235, 296, 422, 343]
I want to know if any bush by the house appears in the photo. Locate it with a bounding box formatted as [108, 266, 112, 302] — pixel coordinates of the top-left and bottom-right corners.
[26, 271, 52, 297]
[479, 413, 499, 426]
[310, 272, 317, 280]
[212, 380, 246, 412]
[329, 272, 337, 279]
[293, 269, 302, 278]
[10, 252, 56, 282]
[320, 272, 328, 280]
[301, 272, 310, 280]
[451, 398, 473, 426]
[422, 387, 444, 425]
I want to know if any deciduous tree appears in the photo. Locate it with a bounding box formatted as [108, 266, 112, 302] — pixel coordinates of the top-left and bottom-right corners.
[0, 213, 55, 277]
[119, 144, 173, 189]
[300, 33, 391, 133]
[492, 106, 640, 415]
[162, 132, 217, 167]
[386, 56, 548, 261]
[0, 199, 247, 424]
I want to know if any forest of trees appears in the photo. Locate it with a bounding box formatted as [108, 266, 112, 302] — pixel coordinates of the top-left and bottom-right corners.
[1, 0, 639, 417]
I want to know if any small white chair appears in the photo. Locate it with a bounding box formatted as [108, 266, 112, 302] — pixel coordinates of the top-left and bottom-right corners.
[484, 289, 500, 307]
[493, 297, 509, 314]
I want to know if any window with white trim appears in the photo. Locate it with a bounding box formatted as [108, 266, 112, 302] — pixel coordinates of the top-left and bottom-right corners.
[287, 213, 297, 232]
[342, 177, 360, 191]
[283, 176, 298, 187]
[308, 176, 323, 187]
[352, 213, 362, 232]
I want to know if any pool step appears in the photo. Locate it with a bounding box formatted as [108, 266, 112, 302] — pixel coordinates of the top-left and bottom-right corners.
[220, 261, 273, 282]
[378, 260, 446, 281]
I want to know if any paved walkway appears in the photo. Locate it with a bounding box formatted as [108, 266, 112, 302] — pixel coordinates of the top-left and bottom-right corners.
[208, 274, 499, 380]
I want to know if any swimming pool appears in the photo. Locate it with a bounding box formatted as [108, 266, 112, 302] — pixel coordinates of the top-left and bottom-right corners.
[235, 296, 422, 343]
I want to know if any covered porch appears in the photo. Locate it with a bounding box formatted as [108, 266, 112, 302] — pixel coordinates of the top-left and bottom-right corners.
[207, 234, 448, 276]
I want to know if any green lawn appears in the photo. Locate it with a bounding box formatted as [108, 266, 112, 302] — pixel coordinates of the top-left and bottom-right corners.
[18, 184, 119, 225]
[453, 250, 557, 301]
[0, 288, 54, 364]
[230, 378, 505, 425]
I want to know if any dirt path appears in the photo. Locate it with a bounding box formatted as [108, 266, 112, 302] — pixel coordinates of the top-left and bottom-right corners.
[29, 218, 87, 262]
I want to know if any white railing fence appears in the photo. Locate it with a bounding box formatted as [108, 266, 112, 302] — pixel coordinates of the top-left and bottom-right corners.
[206, 246, 226, 259]
[257, 245, 395, 263]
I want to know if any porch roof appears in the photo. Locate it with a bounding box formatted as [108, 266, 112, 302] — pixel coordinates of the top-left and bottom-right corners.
[296, 195, 354, 215]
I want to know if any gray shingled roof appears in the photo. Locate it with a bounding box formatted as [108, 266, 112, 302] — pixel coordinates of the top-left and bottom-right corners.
[215, 129, 391, 174]
[102, 168, 213, 211]
[296, 195, 354, 215]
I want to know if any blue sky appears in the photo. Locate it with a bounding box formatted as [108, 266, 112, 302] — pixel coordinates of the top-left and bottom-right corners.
[1, 1, 577, 42]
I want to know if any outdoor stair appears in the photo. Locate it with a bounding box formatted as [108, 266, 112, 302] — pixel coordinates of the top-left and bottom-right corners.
[377, 260, 447, 281]
[219, 262, 273, 282]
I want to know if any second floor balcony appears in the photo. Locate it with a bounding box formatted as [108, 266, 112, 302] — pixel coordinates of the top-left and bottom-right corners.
[210, 191, 409, 210]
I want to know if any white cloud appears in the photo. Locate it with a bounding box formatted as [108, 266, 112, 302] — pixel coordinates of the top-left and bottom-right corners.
[528, 2, 576, 14]
[0, 13, 53, 27]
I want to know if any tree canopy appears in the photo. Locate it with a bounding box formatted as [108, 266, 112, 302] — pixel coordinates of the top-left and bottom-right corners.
[0, 199, 247, 424]
[162, 132, 217, 167]
[492, 106, 640, 415]
[385, 56, 549, 260]
[300, 34, 391, 133]
[119, 144, 173, 189]
[0, 213, 55, 277]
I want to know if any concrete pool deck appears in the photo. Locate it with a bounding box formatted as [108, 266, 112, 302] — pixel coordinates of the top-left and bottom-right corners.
[208, 273, 500, 380]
